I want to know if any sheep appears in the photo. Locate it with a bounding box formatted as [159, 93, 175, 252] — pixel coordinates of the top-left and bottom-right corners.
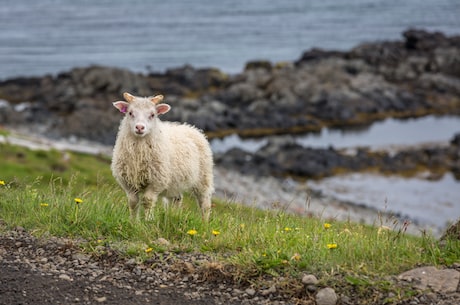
[111, 92, 214, 221]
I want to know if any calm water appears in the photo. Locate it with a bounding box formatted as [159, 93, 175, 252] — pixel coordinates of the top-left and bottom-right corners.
[211, 116, 460, 153]
[1, 0, 459, 79]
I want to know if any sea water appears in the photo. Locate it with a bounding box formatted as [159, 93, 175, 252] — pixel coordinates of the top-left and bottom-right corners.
[1, 0, 459, 79]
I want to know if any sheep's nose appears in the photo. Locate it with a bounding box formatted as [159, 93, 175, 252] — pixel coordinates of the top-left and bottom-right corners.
[135, 124, 145, 133]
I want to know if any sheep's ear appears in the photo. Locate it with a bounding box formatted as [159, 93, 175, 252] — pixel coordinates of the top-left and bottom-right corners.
[113, 101, 129, 113]
[156, 103, 171, 115]
[123, 92, 135, 103]
[150, 95, 164, 104]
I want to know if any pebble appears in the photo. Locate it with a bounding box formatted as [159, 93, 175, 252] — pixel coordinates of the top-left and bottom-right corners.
[302, 274, 318, 285]
[58, 274, 72, 281]
[316, 287, 338, 305]
[245, 288, 256, 296]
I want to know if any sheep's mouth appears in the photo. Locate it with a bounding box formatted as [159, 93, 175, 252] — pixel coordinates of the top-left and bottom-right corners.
[134, 130, 146, 136]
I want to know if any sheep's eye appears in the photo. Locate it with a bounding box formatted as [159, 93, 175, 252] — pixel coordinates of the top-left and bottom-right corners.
[149, 113, 155, 119]
[128, 111, 133, 117]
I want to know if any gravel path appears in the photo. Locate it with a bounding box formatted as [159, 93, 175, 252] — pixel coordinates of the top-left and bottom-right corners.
[0, 226, 286, 305]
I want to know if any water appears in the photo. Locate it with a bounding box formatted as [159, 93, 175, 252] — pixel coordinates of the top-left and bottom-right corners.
[308, 173, 460, 232]
[211, 115, 460, 153]
[1, 0, 459, 79]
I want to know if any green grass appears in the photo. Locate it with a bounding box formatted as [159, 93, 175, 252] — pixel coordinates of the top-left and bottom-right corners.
[1, 141, 459, 301]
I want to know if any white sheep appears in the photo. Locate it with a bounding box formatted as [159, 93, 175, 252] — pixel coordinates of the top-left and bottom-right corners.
[111, 92, 214, 221]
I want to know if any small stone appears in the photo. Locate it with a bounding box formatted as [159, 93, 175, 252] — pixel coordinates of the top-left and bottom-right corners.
[245, 288, 256, 296]
[261, 285, 276, 296]
[302, 274, 319, 285]
[316, 287, 338, 305]
[58, 274, 72, 281]
[94, 296, 107, 303]
[156, 237, 170, 246]
[306, 284, 317, 293]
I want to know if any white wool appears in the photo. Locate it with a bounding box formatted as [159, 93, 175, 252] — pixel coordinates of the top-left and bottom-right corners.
[111, 94, 214, 220]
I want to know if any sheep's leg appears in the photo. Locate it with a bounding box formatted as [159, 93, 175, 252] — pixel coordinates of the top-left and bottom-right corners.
[172, 194, 183, 206]
[196, 191, 212, 222]
[126, 192, 140, 220]
[143, 187, 159, 221]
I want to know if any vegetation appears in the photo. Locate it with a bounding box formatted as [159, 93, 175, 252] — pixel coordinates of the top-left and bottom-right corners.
[1, 140, 459, 302]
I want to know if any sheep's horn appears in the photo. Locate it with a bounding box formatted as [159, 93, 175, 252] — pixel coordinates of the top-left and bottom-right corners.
[123, 92, 135, 103]
[150, 95, 164, 104]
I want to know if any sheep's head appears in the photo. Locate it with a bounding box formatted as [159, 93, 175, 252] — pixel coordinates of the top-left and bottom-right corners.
[113, 92, 171, 137]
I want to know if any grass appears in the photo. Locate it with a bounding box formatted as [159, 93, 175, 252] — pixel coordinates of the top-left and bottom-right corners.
[1, 140, 459, 302]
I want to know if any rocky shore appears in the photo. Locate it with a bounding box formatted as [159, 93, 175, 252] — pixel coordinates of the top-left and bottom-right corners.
[0, 29, 459, 145]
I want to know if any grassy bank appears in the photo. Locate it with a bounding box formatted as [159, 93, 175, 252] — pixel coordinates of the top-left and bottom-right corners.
[1, 141, 459, 302]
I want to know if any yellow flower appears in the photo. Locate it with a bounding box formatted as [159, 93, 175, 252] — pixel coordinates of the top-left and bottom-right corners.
[284, 227, 292, 232]
[212, 230, 220, 236]
[145, 247, 153, 253]
[40, 203, 49, 207]
[327, 243, 338, 249]
[291, 253, 301, 261]
[187, 229, 198, 236]
[240, 223, 245, 229]
[0, 180, 5, 186]
[324, 223, 332, 229]
[74, 198, 83, 204]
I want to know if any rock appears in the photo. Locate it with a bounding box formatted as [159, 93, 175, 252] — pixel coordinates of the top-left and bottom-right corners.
[260, 285, 276, 296]
[156, 237, 170, 247]
[315, 287, 338, 305]
[398, 266, 460, 293]
[245, 288, 256, 296]
[58, 274, 72, 281]
[302, 274, 319, 285]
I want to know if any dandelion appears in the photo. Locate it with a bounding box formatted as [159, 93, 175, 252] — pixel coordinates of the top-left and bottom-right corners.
[74, 198, 83, 204]
[145, 247, 153, 253]
[240, 223, 245, 230]
[324, 223, 332, 229]
[291, 253, 301, 261]
[327, 243, 338, 249]
[284, 227, 292, 232]
[212, 230, 220, 236]
[40, 203, 49, 207]
[187, 229, 198, 236]
[0, 180, 5, 186]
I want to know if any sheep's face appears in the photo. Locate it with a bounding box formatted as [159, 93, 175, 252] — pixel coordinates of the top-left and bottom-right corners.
[113, 95, 171, 138]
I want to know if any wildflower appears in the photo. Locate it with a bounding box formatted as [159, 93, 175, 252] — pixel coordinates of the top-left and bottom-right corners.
[240, 223, 245, 229]
[284, 227, 292, 232]
[212, 230, 220, 236]
[324, 223, 332, 229]
[145, 247, 153, 253]
[97, 239, 103, 244]
[74, 198, 83, 204]
[291, 253, 301, 261]
[327, 243, 338, 249]
[40, 203, 49, 207]
[0, 180, 5, 186]
[187, 229, 198, 236]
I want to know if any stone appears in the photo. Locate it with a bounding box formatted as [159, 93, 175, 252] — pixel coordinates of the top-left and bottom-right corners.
[58, 274, 72, 281]
[302, 274, 319, 285]
[315, 287, 338, 305]
[245, 288, 256, 296]
[398, 266, 460, 293]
